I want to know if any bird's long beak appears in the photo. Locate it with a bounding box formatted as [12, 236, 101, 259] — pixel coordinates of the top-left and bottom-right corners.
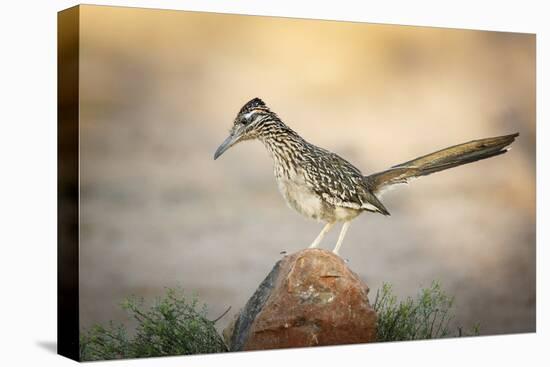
[214, 133, 240, 160]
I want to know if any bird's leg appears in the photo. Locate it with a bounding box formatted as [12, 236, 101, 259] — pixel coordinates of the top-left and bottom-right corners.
[309, 222, 335, 248]
[332, 221, 351, 255]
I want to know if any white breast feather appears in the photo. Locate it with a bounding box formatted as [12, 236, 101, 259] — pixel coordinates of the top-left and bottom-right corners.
[277, 175, 323, 220]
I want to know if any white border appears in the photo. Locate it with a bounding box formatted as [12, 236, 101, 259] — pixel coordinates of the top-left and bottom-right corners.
[0, 1, 547, 366]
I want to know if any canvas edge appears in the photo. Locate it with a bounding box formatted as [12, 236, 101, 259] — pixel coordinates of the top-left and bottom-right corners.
[57, 5, 80, 362]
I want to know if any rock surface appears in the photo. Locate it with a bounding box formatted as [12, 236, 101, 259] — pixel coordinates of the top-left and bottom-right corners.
[225, 248, 377, 351]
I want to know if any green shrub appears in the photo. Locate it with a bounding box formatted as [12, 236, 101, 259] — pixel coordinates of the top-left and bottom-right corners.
[80, 282, 478, 360]
[80, 288, 227, 361]
[373, 281, 480, 342]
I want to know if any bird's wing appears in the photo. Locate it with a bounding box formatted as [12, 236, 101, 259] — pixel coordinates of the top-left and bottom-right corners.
[302, 149, 390, 215]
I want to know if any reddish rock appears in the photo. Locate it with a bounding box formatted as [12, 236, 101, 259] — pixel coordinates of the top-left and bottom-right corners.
[226, 248, 377, 351]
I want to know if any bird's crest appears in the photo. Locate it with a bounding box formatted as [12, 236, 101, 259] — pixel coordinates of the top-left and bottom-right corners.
[240, 97, 267, 114]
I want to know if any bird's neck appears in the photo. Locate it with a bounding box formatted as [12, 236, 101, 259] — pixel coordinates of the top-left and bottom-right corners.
[258, 121, 306, 173]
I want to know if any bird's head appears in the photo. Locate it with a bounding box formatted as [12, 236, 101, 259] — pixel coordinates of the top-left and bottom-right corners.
[214, 97, 277, 160]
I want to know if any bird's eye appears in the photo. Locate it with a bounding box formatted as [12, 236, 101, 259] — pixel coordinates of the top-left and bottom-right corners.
[241, 111, 256, 124]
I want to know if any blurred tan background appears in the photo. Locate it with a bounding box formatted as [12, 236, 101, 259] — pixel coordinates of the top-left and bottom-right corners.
[78, 5, 535, 337]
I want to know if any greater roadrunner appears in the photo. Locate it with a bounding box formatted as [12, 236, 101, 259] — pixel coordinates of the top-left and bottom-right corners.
[214, 98, 518, 255]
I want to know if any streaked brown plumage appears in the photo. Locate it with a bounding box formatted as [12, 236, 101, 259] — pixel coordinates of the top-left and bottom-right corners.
[214, 97, 518, 255]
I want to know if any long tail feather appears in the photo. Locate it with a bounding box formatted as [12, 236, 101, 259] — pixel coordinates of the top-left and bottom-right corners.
[365, 133, 519, 196]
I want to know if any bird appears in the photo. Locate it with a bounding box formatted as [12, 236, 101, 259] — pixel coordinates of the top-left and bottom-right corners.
[213, 97, 519, 255]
